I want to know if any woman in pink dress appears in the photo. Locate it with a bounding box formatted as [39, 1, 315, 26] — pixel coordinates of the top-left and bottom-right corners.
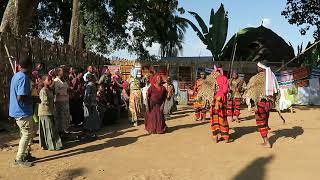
[145, 74, 167, 134]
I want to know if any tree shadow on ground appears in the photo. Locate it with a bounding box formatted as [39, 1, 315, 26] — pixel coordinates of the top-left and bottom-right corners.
[166, 114, 189, 121]
[269, 126, 304, 146]
[55, 168, 87, 180]
[232, 155, 274, 180]
[61, 128, 139, 150]
[167, 121, 208, 133]
[230, 126, 258, 142]
[239, 115, 256, 122]
[35, 134, 150, 164]
[173, 110, 195, 115]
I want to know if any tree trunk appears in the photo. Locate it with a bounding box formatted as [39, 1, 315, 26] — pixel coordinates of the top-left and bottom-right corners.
[0, 0, 38, 36]
[68, 0, 84, 49]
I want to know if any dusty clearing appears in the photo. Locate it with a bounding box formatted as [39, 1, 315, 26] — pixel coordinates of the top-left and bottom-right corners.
[0, 106, 319, 180]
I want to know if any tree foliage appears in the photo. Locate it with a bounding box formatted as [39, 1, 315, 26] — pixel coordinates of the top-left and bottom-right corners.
[182, 4, 228, 60]
[282, 0, 320, 40]
[0, 0, 186, 59]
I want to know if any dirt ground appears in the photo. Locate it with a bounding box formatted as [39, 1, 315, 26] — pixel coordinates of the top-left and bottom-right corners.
[0, 105, 319, 180]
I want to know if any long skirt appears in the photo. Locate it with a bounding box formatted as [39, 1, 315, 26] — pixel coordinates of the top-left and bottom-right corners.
[129, 90, 142, 122]
[145, 104, 167, 134]
[39, 116, 63, 150]
[210, 98, 229, 140]
[84, 105, 101, 131]
[70, 97, 84, 125]
[227, 98, 241, 117]
[163, 97, 174, 115]
[55, 101, 71, 133]
[194, 101, 207, 120]
[255, 100, 271, 138]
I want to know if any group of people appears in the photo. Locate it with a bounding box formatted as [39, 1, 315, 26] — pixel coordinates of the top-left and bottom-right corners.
[193, 62, 279, 148]
[9, 56, 177, 167]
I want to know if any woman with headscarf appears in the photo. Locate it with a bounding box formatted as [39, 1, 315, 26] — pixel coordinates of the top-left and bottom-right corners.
[210, 64, 230, 143]
[243, 62, 279, 148]
[54, 68, 71, 136]
[227, 70, 246, 123]
[128, 67, 143, 126]
[145, 74, 167, 134]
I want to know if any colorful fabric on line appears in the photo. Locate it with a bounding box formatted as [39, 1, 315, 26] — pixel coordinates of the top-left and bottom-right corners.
[255, 101, 271, 138]
[227, 98, 241, 117]
[211, 97, 229, 140]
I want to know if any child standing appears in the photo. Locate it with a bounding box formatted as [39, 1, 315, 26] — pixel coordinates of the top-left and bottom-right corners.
[83, 74, 100, 138]
[38, 75, 63, 150]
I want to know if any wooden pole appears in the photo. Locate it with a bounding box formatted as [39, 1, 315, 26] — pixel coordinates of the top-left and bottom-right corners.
[4, 44, 15, 73]
[229, 32, 238, 78]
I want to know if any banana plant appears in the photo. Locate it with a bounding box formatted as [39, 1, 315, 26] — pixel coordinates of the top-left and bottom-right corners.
[182, 3, 228, 61]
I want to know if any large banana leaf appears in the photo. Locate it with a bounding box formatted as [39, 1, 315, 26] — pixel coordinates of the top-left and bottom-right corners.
[188, 11, 209, 34]
[182, 18, 207, 44]
[210, 4, 228, 60]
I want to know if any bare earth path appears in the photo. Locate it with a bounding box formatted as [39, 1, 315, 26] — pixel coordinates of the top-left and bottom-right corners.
[1, 106, 320, 180]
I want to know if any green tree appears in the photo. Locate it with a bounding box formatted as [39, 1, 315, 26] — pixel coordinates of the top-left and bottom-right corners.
[282, 0, 320, 40]
[182, 4, 228, 60]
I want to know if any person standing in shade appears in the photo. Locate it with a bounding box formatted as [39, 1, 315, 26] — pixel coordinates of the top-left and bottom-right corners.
[83, 65, 94, 82]
[38, 75, 63, 151]
[83, 74, 100, 138]
[9, 56, 35, 167]
[54, 68, 71, 136]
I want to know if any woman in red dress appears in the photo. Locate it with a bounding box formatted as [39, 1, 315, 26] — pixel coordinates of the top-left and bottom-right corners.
[145, 74, 167, 134]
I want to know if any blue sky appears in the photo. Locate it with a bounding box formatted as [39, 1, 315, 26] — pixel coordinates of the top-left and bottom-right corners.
[110, 0, 315, 59]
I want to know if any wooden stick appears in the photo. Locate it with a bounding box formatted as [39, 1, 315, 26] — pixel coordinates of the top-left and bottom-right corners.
[4, 44, 16, 73]
[228, 32, 238, 78]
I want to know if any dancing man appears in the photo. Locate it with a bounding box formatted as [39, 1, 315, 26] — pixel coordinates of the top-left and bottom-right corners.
[244, 62, 279, 148]
[210, 65, 230, 143]
[227, 70, 246, 123]
[193, 72, 207, 121]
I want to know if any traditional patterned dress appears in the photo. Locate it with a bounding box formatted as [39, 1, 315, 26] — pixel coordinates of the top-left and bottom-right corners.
[243, 72, 278, 138]
[193, 78, 207, 120]
[128, 77, 143, 123]
[195, 72, 220, 107]
[227, 78, 246, 118]
[210, 73, 229, 141]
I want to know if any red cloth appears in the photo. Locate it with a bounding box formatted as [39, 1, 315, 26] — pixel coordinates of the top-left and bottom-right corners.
[150, 73, 161, 86]
[255, 101, 271, 138]
[145, 85, 167, 134]
[211, 98, 229, 140]
[215, 74, 228, 103]
[227, 98, 241, 117]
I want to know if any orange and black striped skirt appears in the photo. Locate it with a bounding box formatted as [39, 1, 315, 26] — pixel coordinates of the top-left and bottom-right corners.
[210, 97, 229, 140]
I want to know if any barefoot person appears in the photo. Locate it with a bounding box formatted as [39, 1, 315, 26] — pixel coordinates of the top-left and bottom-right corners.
[9, 56, 34, 167]
[227, 70, 246, 123]
[38, 75, 63, 151]
[193, 72, 207, 121]
[243, 62, 280, 148]
[145, 74, 167, 134]
[210, 65, 230, 143]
